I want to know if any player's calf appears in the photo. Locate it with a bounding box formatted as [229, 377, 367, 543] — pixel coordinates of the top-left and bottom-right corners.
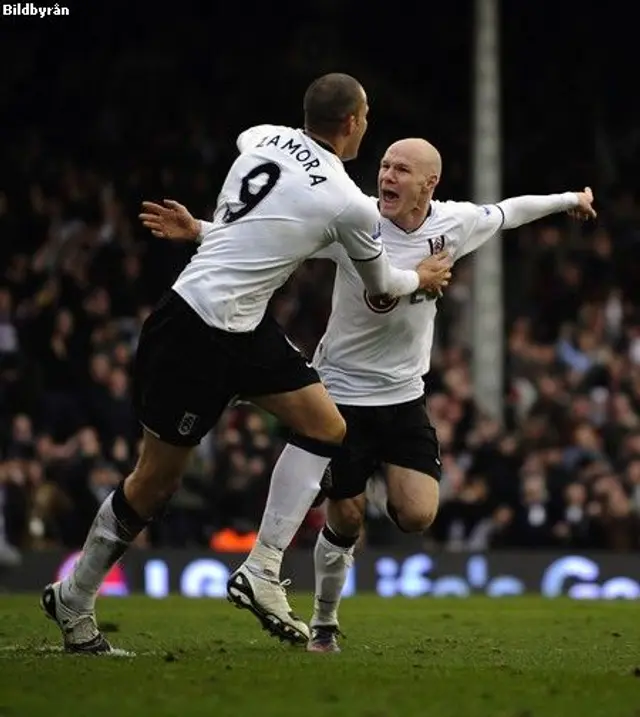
[52, 431, 190, 624]
[230, 386, 348, 644]
[326, 496, 365, 538]
[309, 501, 362, 641]
[228, 439, 345, 646]
[124, 431, 192, 518]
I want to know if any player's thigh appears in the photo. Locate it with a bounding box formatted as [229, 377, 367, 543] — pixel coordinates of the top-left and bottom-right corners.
[237, 316, 345, 443]
[251, 383, 346, 444]
[326, 493, 367, 538]
[386, 464, 440, 528]
[132, 290, 234, 447]
[379, 397, 442, 478]
[379, 396, 442, 527]
[324, 405, 378, 501]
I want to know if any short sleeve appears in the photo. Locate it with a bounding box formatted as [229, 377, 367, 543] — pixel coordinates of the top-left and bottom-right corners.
[309, 244, 345, 263]
[236, 125, 274, 153]
[450, 202, 505, 260]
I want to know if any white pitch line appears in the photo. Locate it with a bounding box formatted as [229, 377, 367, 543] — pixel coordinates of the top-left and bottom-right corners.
[0, 644, 144, 658]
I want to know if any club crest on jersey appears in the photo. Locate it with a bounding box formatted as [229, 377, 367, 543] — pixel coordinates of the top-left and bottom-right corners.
[363, 290, 400, 314]
[177, 412, 199, 437]
[428, 235, 446, 254]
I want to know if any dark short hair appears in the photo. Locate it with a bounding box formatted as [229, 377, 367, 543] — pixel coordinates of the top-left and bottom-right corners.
[303, 73, 364, 134]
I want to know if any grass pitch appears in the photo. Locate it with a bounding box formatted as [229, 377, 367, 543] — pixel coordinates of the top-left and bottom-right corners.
[1, 594, 639, 717]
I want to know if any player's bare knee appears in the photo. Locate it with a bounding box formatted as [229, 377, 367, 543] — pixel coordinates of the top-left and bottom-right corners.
[392, 504, 438, 533]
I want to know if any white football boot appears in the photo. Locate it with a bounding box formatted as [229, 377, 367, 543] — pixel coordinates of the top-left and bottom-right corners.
[227, 565, 309, 645]
[41, 582, 113, 654]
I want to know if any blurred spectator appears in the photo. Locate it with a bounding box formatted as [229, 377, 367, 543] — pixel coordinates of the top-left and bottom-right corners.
[7, 202, 640, 552]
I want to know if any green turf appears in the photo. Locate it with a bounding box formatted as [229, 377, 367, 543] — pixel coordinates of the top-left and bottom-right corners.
[1, 595, 639, 717]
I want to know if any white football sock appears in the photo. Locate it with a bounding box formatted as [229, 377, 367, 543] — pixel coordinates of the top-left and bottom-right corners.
[311, 526, 355, 627]
[245, 443, 330, 581]
[60, 491, 140, 613]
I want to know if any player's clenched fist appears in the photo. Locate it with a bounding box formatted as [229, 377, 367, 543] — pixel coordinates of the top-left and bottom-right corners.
[415, 251, 452, 295]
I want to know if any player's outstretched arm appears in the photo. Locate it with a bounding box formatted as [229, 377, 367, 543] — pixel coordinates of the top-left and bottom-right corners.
[455, 187, 596, 261]
[499, 186, 596, 229]
[139, 200, 209, 242]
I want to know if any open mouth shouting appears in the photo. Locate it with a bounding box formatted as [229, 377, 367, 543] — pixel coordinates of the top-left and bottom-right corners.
[380, 188, 400, 211]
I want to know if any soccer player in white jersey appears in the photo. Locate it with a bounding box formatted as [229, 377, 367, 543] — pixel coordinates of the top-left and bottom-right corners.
[144, 138, 596, 651]
[302, 141, 594, 651]
[40, 74, 449, 654]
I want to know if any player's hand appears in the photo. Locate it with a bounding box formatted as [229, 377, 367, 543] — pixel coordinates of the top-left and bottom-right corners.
[415, 251, 452, 294]
[139, 200, 200, 241]
[568, 186, 597, 221]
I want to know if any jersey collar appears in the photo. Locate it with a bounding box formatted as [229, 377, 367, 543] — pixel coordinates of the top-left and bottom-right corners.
[302, 130, 339, 157]
[378, 202, 433, 234]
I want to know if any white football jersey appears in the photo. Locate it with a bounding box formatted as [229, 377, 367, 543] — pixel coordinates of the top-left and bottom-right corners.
[313, 199, 505, 406]
[173, 124, 381, 332]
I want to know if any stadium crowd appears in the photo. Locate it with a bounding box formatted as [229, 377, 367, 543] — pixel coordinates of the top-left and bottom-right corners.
[2, 8, 640, 563]
[2, 145, 640, 560]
